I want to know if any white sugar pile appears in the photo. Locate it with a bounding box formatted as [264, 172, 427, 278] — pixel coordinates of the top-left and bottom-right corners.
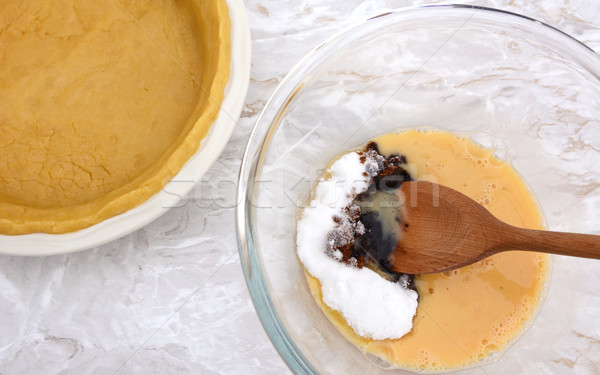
[296, 150, 418, 340]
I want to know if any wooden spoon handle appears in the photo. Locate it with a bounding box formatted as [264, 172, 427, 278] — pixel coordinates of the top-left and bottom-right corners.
[496, 225, 600, 259]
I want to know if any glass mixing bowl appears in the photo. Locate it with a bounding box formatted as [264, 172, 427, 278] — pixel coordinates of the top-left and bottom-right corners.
[237, 5, 600, 374]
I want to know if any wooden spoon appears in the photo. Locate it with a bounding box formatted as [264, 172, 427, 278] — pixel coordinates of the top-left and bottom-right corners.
[390, 181, 600, 275]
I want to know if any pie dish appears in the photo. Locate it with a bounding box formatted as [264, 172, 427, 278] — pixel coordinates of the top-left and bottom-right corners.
[0, 0, 250, 254]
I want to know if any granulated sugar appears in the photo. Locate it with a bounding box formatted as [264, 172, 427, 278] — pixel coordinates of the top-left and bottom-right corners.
[296, 151, 418, 340]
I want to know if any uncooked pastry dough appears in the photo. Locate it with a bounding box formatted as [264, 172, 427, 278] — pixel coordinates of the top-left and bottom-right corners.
[0, 0, 231, 234]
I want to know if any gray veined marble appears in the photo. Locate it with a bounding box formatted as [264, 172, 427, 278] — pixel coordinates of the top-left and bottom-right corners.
[1, 1, 599, 374]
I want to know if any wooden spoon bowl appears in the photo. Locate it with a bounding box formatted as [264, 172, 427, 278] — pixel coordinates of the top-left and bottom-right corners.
[390, 181, 600, 275]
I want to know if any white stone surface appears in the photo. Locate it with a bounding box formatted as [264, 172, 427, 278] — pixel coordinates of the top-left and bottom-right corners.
[0, 1, 599, 374]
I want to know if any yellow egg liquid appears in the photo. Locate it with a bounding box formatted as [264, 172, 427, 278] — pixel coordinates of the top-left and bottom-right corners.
[304, 129, 551, 372]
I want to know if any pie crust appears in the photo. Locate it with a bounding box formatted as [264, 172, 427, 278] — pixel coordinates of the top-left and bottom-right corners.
[0, 0, 231, 234]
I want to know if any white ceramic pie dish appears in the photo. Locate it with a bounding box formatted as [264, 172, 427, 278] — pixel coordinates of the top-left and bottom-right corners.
[0, 0, 251, 256]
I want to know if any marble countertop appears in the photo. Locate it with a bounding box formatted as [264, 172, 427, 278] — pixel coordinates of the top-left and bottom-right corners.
[1, 1, 599, 374]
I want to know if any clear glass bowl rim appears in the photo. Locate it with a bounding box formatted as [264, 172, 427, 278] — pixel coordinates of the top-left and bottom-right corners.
[235, 4, 600, 374]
